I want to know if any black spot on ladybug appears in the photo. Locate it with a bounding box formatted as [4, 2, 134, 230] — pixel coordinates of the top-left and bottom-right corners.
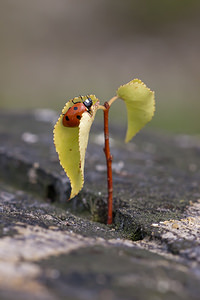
[65, 116, 69, 121]
[76, 115, 81, 120]
[74, 107, 78, 110]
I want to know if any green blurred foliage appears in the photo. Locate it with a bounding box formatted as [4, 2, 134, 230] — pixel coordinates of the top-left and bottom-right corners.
[115, 0, 200, 26]
[0, 0, 200, 134]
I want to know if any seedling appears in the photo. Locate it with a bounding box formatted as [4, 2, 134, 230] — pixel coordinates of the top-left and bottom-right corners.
[54, 79, 155, 224]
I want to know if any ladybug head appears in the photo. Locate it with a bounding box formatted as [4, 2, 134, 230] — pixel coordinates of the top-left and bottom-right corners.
[83, 97, 93, 109]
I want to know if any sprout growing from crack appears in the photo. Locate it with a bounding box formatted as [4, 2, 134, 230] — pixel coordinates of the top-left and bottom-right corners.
[54, 79, 155, 224]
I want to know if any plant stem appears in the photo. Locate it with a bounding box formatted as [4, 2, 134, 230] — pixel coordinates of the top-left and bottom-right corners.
[103, 101, 113, 224]
[108, 95, 118, 106]
[98, 104, 106, 111]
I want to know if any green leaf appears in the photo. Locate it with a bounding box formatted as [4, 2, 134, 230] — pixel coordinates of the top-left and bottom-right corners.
[53, 95, 99, 199]
[117, 79, 155, 143]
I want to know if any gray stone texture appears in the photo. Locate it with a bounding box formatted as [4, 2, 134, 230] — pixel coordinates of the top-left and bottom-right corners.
[0, 110, 200, 300]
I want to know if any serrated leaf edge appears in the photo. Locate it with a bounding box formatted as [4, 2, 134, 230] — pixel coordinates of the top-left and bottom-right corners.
[53, 95, 99, 200]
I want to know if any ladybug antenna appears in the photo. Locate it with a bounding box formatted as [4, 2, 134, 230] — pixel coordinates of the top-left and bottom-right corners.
[79, 95, 84, 101]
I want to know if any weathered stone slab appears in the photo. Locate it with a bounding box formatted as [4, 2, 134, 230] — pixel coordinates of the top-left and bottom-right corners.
[0, 110, 199, 232]
[0, 110, 200, 300]
[0, 185, 200, 300]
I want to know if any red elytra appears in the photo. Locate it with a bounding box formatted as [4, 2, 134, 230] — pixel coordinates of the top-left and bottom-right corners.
[62, 102, 88, 127]
[63, 97, 93, 127]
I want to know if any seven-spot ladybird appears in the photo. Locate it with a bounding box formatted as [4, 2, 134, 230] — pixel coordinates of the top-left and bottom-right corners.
[62, 96, 93, 127]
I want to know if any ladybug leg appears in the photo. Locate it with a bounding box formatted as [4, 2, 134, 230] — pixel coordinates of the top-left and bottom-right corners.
[87, 108, 93, 116]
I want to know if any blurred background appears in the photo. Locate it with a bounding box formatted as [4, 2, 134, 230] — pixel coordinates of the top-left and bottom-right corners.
[0, 0, 200, 134]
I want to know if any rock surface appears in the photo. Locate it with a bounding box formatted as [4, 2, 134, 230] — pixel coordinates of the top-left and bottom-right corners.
[0, 110, 200, 300]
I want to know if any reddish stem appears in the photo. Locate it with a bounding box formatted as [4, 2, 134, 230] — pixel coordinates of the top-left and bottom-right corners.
[103, 101, 113, 224]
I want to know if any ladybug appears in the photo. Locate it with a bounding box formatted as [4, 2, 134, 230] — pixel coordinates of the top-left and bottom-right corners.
[62, 96, 93, 127]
